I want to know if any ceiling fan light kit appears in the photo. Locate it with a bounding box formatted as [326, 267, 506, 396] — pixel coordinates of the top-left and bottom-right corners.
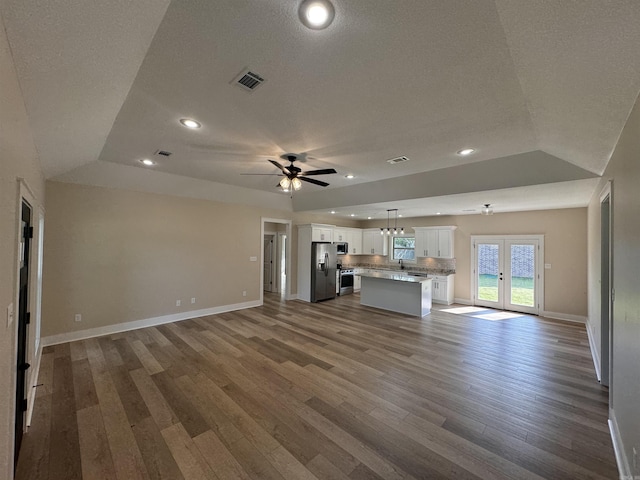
[481, 204, 494, 216]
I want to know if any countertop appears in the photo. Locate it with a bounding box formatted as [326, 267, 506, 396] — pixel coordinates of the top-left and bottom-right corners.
[357, 271, 432, 283]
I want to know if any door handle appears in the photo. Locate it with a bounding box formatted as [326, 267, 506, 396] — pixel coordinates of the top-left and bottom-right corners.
[19, 363, 30, 371]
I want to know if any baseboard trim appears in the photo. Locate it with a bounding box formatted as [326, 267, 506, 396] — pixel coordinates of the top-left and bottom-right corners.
[26, 343, 43, 427]
[609, 409, 631, 479]
[286, 294, 299, 301]
[540, 310, 587, 324]
[585, 318, 602, 382]
[41, 300, 262, 346]
[453, 298, 472, 305]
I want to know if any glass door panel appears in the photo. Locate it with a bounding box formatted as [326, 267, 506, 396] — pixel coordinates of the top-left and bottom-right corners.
[475, 242, 503, 309]
[505, 241, 538, 314]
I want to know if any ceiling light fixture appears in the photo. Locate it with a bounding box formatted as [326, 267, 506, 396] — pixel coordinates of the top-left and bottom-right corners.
[179, 118, 201, 129]
[330, 210, 336, 214]
[380, 209, 404, 236]
[367, 216, 372, 220]
[291, 177, 303, 191]
[481, 204, 494, 216]
[279, 177, 291, 190]
[139, 159, 156, 166]
[350, 214, 355, 217]
[457, 148, 475, 156]
[299, 0, 335, 30]
[436, 212, 442, 215]
[345, 174, 354, 179]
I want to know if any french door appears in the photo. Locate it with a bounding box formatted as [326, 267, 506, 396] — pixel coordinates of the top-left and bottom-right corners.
[472, 236, 541, 315]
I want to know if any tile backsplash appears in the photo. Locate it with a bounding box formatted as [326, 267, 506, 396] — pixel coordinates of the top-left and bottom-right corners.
[339, 254, 455, 275]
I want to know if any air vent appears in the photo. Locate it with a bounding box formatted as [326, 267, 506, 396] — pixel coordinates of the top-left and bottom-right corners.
[232, 68, 265, 92]
[462, 209, 476, 212]
[386, 156, 410, 165]
[155, 150, 172, 157]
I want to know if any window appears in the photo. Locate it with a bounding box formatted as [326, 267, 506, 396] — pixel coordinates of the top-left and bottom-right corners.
[392, 236, 415, 261]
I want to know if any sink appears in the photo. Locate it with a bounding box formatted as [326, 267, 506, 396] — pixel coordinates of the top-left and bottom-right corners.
[408, 272, 429, 278]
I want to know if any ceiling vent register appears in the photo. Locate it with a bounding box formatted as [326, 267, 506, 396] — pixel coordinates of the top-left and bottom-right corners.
[155, 150, 172, 157]
[232, 69, 266, 92]
[386, 156, 410, 165]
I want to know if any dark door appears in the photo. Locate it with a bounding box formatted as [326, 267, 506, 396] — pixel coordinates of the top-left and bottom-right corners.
[15, 200, 32, 465]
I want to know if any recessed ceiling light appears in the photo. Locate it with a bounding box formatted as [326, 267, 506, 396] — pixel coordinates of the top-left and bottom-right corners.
[398, 214, 403, 218]
[436, 212, 441, 215]
[350, 214, 356, 217]
[180, 118, 201, 129]
[345, 174, 355, 179]
[299, 0, 335, 30]
[139, 159, 156, 166]
[330, 210, 336, 214]
[367, 216, 372, 220]
[457, 148, 475, 156]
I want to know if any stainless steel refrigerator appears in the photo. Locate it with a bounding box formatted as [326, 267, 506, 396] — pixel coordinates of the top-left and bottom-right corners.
[311, 242, 337, 302]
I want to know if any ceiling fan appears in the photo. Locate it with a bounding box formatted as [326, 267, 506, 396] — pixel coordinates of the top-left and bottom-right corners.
[242, 153, 337, 190]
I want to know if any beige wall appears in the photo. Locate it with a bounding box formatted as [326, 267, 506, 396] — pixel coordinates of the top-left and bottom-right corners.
[587, 92, 640, 471]
[362, 208, 588, 317]
[0, 10, 46, 478]
[42, 182, 292, 338]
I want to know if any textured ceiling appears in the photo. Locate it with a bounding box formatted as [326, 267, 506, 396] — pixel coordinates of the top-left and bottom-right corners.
[3, 0, 640, 213]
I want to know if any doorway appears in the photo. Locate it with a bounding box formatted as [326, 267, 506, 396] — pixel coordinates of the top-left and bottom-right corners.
[472, 235, 542, 315]
[15, 200, 33, 465]
[600, 182, 613, 391]
[260, 218, 292, 303]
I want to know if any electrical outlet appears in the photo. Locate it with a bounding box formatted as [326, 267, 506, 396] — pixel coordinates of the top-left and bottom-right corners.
[176, 300, 181, 307]
[242, 291, 247, 297]
[74, 314, 82, 322]
[191, 297, 196, 304]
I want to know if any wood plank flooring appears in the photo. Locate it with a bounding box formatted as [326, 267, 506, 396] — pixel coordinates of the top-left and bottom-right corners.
[16, 294, 617, 480]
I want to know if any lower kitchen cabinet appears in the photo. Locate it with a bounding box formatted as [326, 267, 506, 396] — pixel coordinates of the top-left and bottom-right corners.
[432, 274, 454, 305]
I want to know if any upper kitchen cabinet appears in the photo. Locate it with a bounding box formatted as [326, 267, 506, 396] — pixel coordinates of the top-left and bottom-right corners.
[333, 228, 347, 243]
[346, 228, 363, 254]
[311, 225, 333, 242]
[362, 229, 388, 255]
[413, 226, 457, 258]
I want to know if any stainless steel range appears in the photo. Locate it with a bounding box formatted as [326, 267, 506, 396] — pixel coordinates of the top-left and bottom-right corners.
[339, 268, 354, 295]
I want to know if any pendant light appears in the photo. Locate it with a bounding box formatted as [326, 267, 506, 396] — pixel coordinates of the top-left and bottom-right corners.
[380, 209, 404, 235]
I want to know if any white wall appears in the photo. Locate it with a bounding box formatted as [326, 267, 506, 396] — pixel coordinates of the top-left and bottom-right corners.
[0, 9, 46, 478]
[587, 91, 640, 476]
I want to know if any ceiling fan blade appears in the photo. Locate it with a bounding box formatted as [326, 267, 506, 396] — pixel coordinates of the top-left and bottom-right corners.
[301, 168, 338, 176]
[240, 173, 283, 175]
[269, 159, 290, 174]
[299, 176, 330, 187]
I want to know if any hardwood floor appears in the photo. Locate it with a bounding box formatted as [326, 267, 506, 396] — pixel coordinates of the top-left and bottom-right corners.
[16, 294, 617, 479]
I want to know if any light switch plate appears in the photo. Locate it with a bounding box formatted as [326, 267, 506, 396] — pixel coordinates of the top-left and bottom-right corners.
[7, 303, 14, 327]
[544, 263, 552, 269]
[250, 256, 257, 262]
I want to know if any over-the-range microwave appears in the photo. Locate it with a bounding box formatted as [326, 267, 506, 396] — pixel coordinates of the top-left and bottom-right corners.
[334, 242, 349, 255]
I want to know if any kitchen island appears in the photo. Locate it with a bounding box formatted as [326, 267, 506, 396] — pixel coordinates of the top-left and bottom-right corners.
[357, 271, 432, 317]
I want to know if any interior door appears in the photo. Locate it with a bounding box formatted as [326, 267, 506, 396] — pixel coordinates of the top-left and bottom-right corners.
[474, 237, 539, 314]
[15, 200, 32, 465]
[263, 235, 274, 292]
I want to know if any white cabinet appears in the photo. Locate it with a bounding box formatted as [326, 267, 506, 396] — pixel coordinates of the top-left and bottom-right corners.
[346, 228, 363, 255]
[333, 228, 347, 243]
[362, 229, 387, 255]
[311, 226, 333, 242]
[413, 226, 456, 258]
[432, 275, 454, 305]
[353, 269, 362, 291]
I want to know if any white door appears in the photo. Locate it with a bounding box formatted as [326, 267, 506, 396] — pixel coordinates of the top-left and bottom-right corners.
[473, 237, 540, 314]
